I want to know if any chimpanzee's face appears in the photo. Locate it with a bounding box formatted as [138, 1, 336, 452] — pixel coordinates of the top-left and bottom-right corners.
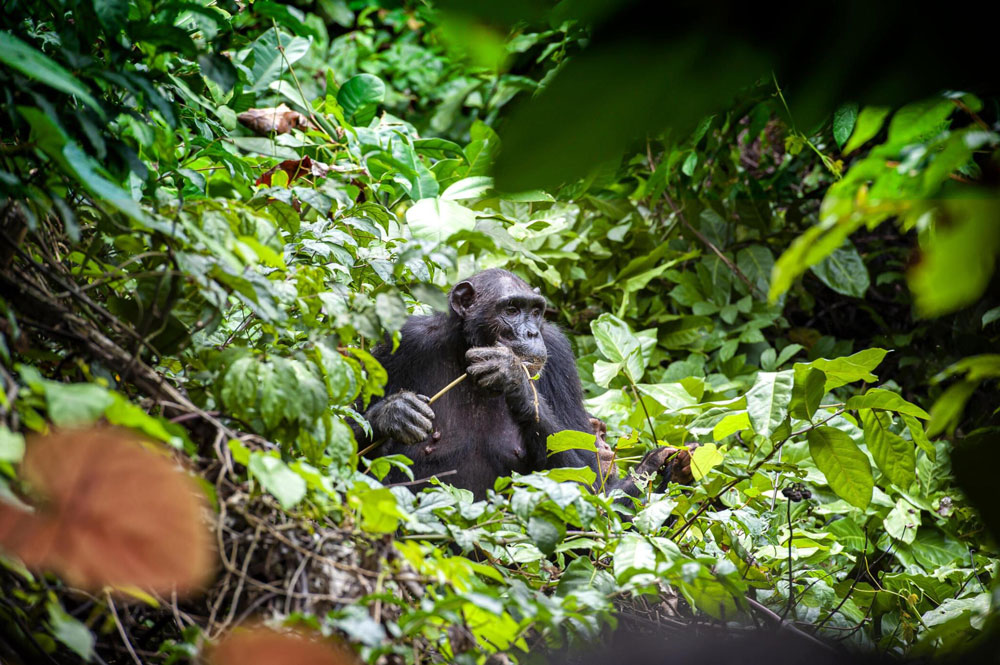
[494, 292, 547, 372]
[449, 269, 549, 373]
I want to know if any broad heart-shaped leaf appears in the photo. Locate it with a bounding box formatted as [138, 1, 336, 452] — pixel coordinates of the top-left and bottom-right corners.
[798, 348, 889, 391]
[808, 426, 874, 509]
[405, 198, 477, 242]
[0, 33, 103, 116]
[546, 430, 597, 456]
[847, 388, 930, 419]
[634, 497, 677, 534]
[590, 314, 645, 383]
[809, 241, 869, 298]
[690, 443, 724, 481]
[832, 102, 858, 149]
[337, 73, 386, 122]
[861, 409, 916, 489]
[790, 366, 826, 421]
[745, 370, 793, 437]
[249, 453, 306, 509]
[636, 383, 699, 411]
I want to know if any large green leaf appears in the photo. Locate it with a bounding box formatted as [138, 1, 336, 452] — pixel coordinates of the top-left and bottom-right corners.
[404, 198, 477, 242]
[790, 366, 826, 421]
[249, 31, 311, 92]
[799, 348, 888, 391]
[861, 409, 916, 488]
[337, 73, 386, 123]
[249, 453, 307, 509]
[745, 370, 793, 437]
[809, 241, 869, 298]
[591, 314, 645, 383]
[43, 382, 114, 428]
[842, 106, 890, 154]
[546, 430, 597, 455]
[0, 32, 103, 116]
[847, 388, 930, 419]
[808, 426, 873, 509]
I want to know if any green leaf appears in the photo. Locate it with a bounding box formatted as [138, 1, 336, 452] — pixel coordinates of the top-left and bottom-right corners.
[546, 430, 597, 456]
[908, 528, 965, 568]
[0, 33, 103, 116]
[690, 443, 723, 481]
[808, 426, 873, 509]
[745, 370, 793, 437]
[927, 380, 977, 437]
[249, 453, 306, 509]
[441, 176, 493, 201]
[542, 466, 597, 486]
[832, 103, 858, 149]
[347, 483, 403, 535]
[337, 73, 386, 122]
[902, 414, 936, 461]
[0, 426, 25, 463]
[47, 601, 94, 661]
[843, 106, 890, 154]
[591, 314, 645, 383]
[404, 198, 477, 242]
[735, 245, 774, 296]
[790, 366, 826, 421]
[104, 394, 187, 449]
[861, 409, 916, 488]
[809, 241, 869, 298]
[636, 383, 699, 411]
[93, 0, 128, 34]
[43, 381, 113, 427]
[800, 348, 888, 391]
[527, 514, 565, 555]
[847, 388, 930, 419]
[907, 198, 1000, 318]
[249, 31, 311, 92]
[613, 533, 656, 582]
[883, 497, 921, 544]
[18, 107, 151, 226]
[634, 496, 677, 533]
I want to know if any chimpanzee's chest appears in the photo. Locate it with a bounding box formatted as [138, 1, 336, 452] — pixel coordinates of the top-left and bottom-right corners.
[407, 390, 533, 488]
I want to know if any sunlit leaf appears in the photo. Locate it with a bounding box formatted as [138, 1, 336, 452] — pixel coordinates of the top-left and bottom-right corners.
[808, 426, 873, 509]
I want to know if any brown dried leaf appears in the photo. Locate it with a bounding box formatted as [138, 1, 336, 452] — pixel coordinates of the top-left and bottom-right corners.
[256, 155, 331, 186]
[0, 427, 215, 594]
[211, 627, 356, 665]
[237, 103, 315, 135]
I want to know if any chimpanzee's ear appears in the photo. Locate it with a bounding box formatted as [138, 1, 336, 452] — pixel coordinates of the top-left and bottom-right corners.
[533, 287, 541, 294]
[449, 281, 476, 317]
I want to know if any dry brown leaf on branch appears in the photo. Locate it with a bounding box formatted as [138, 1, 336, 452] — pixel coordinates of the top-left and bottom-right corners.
[237, 103, 315, 135]
[210, 626, 357, 665]
[256, 155, 331, 186]
[0, 427, 215, 594]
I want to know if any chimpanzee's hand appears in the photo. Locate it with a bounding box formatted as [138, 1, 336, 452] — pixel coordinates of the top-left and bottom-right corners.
[634, 445, 696, 485]
[369, 391, 435, 445]
[465, 345, 526, 396]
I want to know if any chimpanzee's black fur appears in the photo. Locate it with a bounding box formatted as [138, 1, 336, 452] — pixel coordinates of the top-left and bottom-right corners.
[356, 269, 679, 498]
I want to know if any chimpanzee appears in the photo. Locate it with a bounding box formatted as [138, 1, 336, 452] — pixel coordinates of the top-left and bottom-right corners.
[356, 269, 691, 499]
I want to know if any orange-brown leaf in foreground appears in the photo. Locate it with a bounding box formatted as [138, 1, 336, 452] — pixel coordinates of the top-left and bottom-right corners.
[211, 627, 356, 665]
[256, 155, 331, 186]
[237, 103, 315, 135]
[0, 427, 215, 593]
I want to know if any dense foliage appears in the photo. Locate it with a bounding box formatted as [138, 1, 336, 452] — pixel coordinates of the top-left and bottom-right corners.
[1, 1, 998, 663]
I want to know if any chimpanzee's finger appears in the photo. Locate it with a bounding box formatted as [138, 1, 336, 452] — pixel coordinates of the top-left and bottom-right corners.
[402, 409, 433, 433]
[466, 347, 509, 363]
[404, 393, 435, 420]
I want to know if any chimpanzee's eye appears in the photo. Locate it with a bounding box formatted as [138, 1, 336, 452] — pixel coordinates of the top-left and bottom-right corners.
[505, 305, 519, 316]
[532, 307, 542, 318]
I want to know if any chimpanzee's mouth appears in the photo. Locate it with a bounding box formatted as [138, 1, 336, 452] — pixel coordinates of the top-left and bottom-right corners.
[520, 354, 546, 376]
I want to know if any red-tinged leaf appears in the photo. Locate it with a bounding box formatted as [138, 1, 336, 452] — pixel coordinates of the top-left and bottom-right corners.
[0, 427, 215, 594]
